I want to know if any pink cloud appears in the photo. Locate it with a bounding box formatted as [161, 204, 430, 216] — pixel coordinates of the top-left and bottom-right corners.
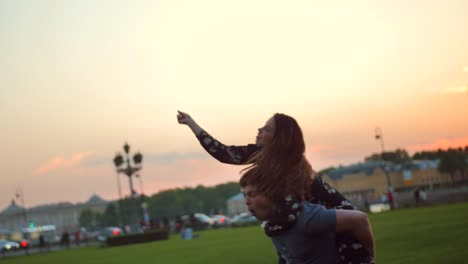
[407, 137, 468, 154]
[305, 144, 349, 169]
[307, 144, 334, 154]
[34, 152, 93, 175]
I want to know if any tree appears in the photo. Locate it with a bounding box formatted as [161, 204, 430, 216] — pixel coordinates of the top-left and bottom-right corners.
[365, 148, 411, 164]
[79, 208, 97, 231]
[412, 150, 440, 160]
[98, 203, 120, 227]
[146, 182, 240, 218]
[93, 183, 240, 227]
[438, 150, 467, 184]
[317, 167, 336, 177]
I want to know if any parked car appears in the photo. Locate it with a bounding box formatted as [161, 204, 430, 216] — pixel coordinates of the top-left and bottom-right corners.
[230, 212, 258, 227]
[97, 227, 123, 242]
[0, 240, 20, 253]
[16, 239, 30, 249]
[180, 213, 215, 230]
[211, 215, 231, 228]
[368, 202, 391, 213]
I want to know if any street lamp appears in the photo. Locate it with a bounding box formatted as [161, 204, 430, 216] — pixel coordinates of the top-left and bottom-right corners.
[113, 155, 123, 200]
[135, 174, 145, 195]
[374, 127, 394, 194]
[15, 187, 28, 227]
[113, 142, 143, 230]
[113, 143, 143, 197]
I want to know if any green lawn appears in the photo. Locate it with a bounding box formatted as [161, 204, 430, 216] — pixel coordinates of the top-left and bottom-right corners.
[3, 202, 468, 263]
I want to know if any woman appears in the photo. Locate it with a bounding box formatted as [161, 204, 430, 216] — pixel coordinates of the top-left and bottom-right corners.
[177, 110, 374, 264]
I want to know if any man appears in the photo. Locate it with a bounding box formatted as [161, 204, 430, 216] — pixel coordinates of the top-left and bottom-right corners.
[241, 183, 375, 264]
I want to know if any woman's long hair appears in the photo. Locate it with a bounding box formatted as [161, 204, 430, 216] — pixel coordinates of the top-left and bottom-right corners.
[241, 113, 313, 202]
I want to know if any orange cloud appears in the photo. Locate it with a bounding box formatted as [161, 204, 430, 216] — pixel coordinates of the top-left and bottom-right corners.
[407, 137, 468, 153]
[34, 152, 93, 174]
[304, 144, 361, 170]
[308, 144, 334, 153]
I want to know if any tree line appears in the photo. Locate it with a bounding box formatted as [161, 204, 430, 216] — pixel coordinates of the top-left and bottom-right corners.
[79, 182, 240, 230]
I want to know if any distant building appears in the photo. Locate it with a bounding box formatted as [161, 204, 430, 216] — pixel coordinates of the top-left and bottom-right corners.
[224, 160, 452, 213]
[0, 194, 108, 232]
[321, 159, 451, 205]
[226, 193, 247, 216]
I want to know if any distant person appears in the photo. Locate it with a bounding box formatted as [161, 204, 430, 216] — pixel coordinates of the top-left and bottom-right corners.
[74, 230, 80, 246]
[363, 193, 370, 212]
[61, 230, 70, 249]
[139, 219, 146, 230]
[178, 110, 374, 263]
[124, 224, 131, 234]
[149, 218, 156, 229]
[380, 193, 388, 203]
[175, 215, 183, 233]
[189, 213, 198, 230]
[39, 233, 46, 252]
[391, 191, 399, 209]
[82, 231, 89, 246]
[181, 213, 196, 239]
[419, 188, 427, 203]
[386, 191, 394, 209]
[414, 188, 421, 205]
[162, 216, 170, 231]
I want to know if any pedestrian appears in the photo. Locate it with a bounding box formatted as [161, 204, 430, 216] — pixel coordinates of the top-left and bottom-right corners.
[419, 188, 427, 203]
[39, 233, 46, 252]
[74, 230, 80, 246]
[414, 188, 421, 205]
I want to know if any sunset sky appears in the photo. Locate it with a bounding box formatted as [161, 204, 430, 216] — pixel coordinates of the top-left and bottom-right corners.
[1, 0, 467, 210]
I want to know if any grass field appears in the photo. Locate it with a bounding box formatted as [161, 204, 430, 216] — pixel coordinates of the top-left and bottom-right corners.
[3, 202, 468, 263]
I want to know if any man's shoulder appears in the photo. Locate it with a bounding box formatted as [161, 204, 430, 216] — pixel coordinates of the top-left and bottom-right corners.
[299, 202, 336, 226]
[302, 201, 329, 213]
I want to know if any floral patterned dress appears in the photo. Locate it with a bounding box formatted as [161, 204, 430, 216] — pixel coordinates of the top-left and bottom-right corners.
[196, 130, 374, 264]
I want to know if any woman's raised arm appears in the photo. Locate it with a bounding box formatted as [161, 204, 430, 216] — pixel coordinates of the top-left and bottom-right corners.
[177, 110, 260, 165]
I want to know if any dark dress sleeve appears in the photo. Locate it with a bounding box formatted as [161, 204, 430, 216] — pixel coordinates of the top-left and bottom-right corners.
[195, 130, 261, 165]
[309, 176, 356, 210]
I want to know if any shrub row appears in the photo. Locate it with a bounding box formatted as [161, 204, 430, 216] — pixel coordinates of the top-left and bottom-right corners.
[106, 230, 169, 247]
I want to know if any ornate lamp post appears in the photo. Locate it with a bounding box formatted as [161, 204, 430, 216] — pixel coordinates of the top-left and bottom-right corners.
[113, 143, 143, 230]
[15, 187, 28, 227]
[113, 143, 143, 197]
[135, 174, 144, 195]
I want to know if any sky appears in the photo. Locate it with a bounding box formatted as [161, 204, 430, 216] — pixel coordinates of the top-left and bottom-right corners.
[1, 0, 467, 210]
